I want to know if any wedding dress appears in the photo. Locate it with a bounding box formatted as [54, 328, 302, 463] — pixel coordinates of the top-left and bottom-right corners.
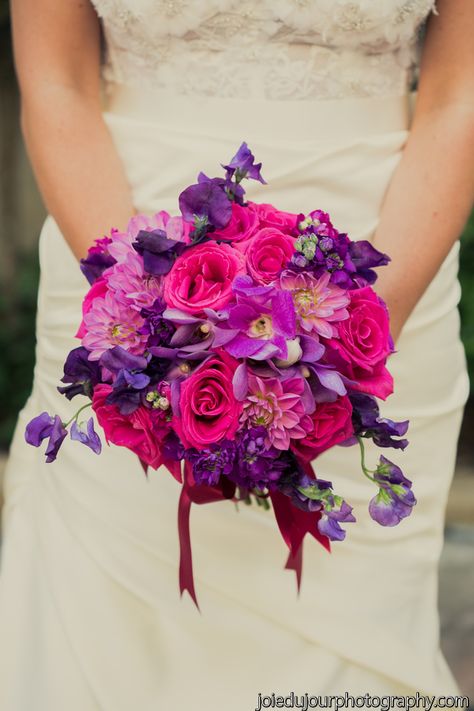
[0, 2, 470, 709]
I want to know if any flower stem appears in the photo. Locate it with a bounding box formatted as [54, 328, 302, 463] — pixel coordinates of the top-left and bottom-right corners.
[357, 436, 377, 483]
[63, 402, 93, 429]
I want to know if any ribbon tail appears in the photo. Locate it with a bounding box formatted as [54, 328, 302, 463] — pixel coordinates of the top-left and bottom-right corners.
[177, 466, 200, 611]
[284, 542, 304, 593]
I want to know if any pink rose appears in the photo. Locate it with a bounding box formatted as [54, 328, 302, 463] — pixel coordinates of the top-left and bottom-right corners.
[291, 396, 353, 461]
[173, 352, 242, 450]
[238, 227, 295, 285]
[75, 277, 108, 339]
[247, 202, 299, 234]
[211, 202, 259, 243]
[92, 384, 166, 470]
[324, 286, 393, 399]
[163, 242, 245, 315]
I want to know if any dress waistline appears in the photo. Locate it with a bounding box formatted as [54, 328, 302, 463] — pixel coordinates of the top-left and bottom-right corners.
[102, 82, 413, 140]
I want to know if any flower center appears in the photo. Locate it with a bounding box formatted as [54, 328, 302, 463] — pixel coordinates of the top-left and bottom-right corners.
[249, 315, 273, 339]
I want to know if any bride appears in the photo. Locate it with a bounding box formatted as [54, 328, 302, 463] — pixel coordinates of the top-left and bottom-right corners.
[1, 1, 473, 709]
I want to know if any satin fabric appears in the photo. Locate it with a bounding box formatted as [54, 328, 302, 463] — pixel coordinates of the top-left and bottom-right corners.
[0, 88, 469, 710]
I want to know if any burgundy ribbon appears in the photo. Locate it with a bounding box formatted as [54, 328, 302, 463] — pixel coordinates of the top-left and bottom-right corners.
[177, 457, 330, 609]
[178, 460, 234, 609]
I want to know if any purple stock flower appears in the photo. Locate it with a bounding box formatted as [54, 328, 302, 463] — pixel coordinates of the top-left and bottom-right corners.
[132, 229, 186, 276]
[368, 455, 416, 526]
[140, 298, 176, 349]
[57, 346, 101, 400]
[228, 427, 286, 490]
[222, 142, 266, 185]
[178, 180, 232, 237]
[80, 236, 116, 285]
[70, 417, 102, 455]
[25, 412, 68, 463]
[350, 393, 409, 449]
[185, 440, 236, 486]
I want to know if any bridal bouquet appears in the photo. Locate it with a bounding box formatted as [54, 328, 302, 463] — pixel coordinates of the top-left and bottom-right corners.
[26, 143, 414, 606]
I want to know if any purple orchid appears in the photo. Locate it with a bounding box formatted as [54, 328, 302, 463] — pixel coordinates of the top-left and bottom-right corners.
[132, 229, 186, 276]
[70, 417, 102, 455]
[281, 334, 346, 405]
[349, 393, 409, 450]
[162, 307, 227, 354]
[369, 455, 416, 526]
[222, 142, 266, 185]
[214, 277, 296, 361]
[25, 412, 68, 463]
[57, 346, 101, 400]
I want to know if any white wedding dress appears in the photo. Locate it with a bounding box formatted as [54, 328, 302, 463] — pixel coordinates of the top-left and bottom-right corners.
[0, 2, 470, 709]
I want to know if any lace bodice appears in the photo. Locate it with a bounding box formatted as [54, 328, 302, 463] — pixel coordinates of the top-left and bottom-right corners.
[91, 0, 436, 101]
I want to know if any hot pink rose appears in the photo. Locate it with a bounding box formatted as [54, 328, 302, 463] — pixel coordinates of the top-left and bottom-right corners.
[247, 202, 299, 234]
[163, 242, 245, 315]
[92, 384, 166, 469]
[291, 396, 353, 461]
[173, 352, 242, 450]
[75, 277, 108, 339]
[211, 202, 259, 243]
[238, 227, 296, 285]
[324, 286, 394, 400]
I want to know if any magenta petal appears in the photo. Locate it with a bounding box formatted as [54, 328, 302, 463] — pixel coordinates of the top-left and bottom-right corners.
[227, 304, 256, 330]
[213, 326, 240, 347]
[226, 334, 264, 358]
[314, 365, 347, 397]
[272, 291, 296, 338]
[233, 363, 249, 400]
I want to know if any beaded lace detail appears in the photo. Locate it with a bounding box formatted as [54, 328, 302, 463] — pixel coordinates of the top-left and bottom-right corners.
[91, 0, 436, 101]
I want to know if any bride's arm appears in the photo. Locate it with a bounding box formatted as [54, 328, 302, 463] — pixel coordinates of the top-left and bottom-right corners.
[372, 0, 474, 343]
[10, 0, 134, 260]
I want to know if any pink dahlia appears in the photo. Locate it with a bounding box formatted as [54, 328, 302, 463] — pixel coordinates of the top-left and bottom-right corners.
[241, 375, 313, 450]
[280, 270, 349, 338]
[106, 251, 163, 311]
[82, 291, 147, 360]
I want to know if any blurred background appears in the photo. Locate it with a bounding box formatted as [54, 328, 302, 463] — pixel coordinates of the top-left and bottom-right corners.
[0, 3, 473, 697]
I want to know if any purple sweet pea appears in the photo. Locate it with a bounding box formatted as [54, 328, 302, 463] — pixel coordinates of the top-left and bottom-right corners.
[80, 236, 116, 285]
[132, 229, 186, 276]
[222, 142, 266, 185]
[368, 455, 416, 526]
[350, 393, 409, 449]
[178, 180, 232, 237]
[25, 412, 68, 463]
[70, 417, 102, 455]
[57, 346, 102, 400]
[348, 240, 390, 287]
[317, 496, 356, 541]
[99, 346, 150, 415]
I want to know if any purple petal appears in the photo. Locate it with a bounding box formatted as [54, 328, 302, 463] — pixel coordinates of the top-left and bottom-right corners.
[232, 362, 249, 401]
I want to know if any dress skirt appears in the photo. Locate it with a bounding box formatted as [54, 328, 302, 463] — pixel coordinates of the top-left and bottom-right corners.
[0, 87, 470, 711]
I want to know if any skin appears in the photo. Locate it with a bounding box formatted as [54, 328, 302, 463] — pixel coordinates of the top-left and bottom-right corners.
[10, 0, 474, 340]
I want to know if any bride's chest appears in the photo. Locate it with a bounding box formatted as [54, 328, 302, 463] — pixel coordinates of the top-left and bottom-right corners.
[91, 0, 436, 50]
